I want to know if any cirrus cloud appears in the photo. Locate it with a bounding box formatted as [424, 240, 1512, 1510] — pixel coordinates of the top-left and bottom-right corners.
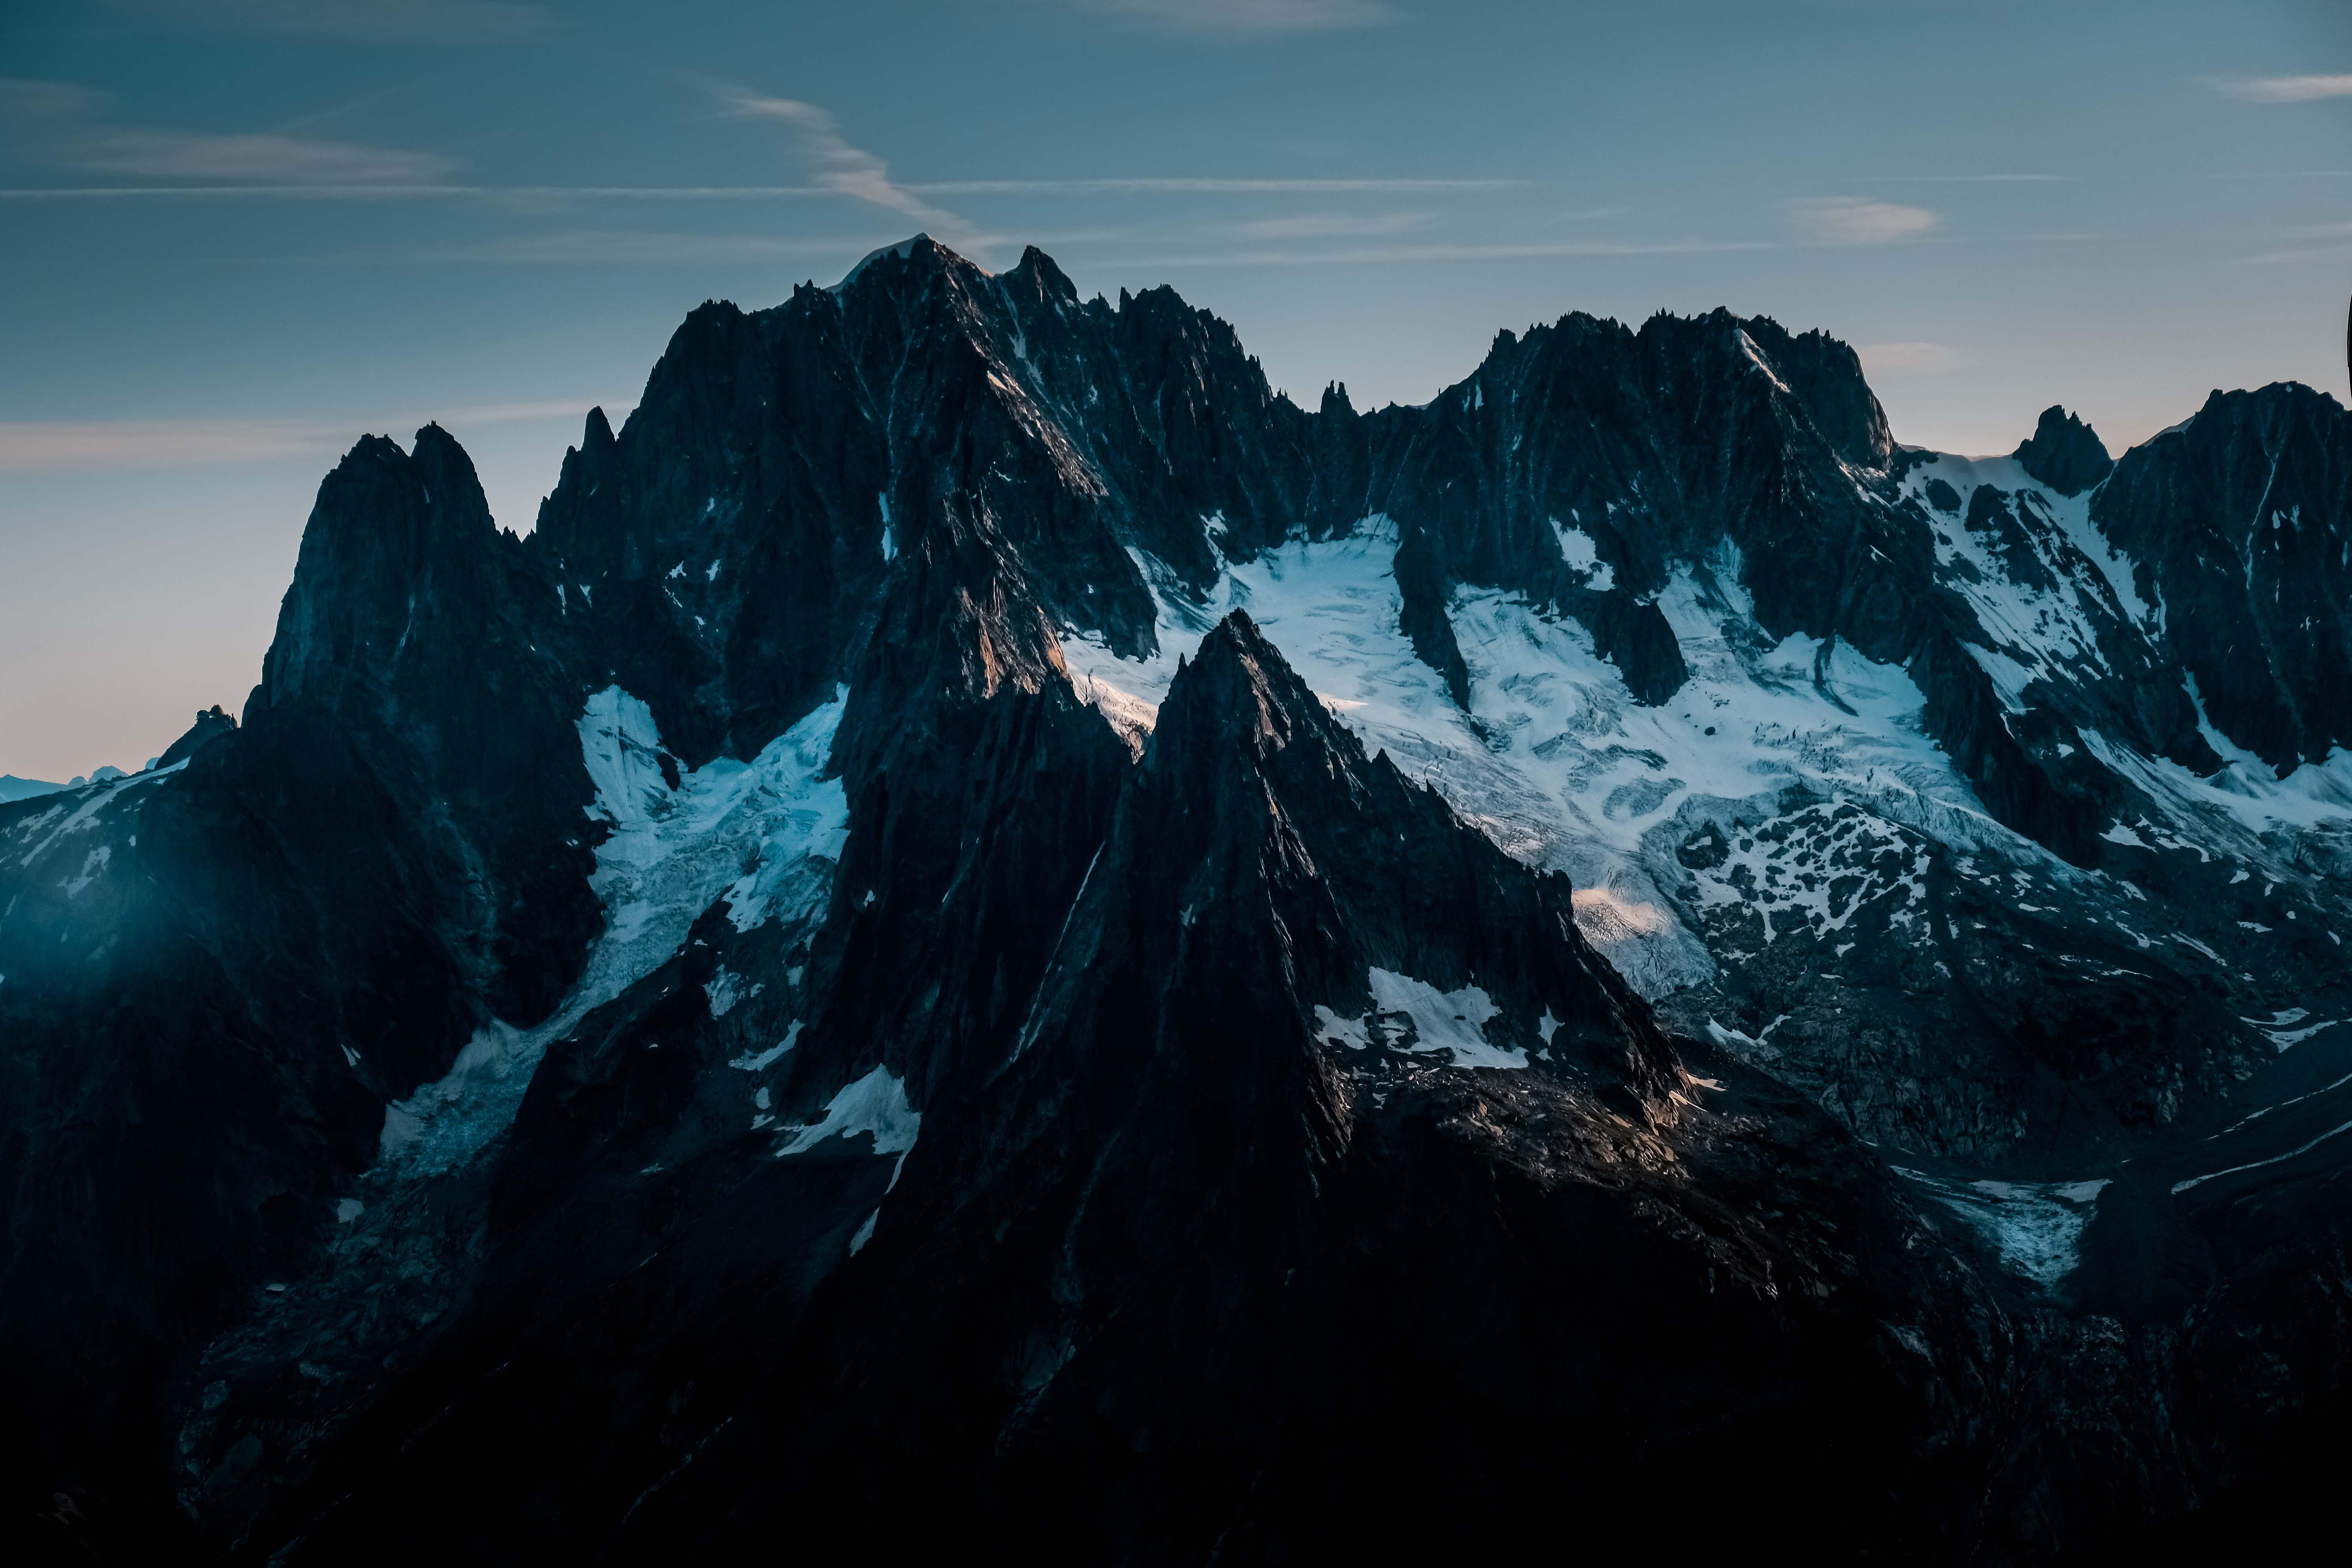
[0, 401, 628, 473]
[2210, 74, 2352, 103]
[719, 91, 990, 256]
[102, 0, 556, 40]
[434, 229, 917, 265]
[0, 75, 451, 185]
[75, 130, 452, 183]
[1786, 196, 1937, 245]
[1035, 0, 1397, 34]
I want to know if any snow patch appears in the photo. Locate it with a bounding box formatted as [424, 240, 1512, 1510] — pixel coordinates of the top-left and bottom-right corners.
[11, 764, 181, 871]
[775, 1063, 921, 1188]
[2175, 1117, 2352, 1194]
[2081, 725, 2352, 839]
[1552, 517, 1613, 591]
[1320, 968, 1527, 1070]
[60, 845, 110, 899]
[377, 689, 848, 1178]
[1898, 454, 2146, 705]
[1065, 529, 2007, 1000]
[1896, 1167, 2108, 1288]
[704, 966, 759, 1018]
[730, 1021, 802, 1072]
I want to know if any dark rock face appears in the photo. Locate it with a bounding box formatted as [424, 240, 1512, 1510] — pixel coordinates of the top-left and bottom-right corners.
[2014, 405, 2114, 496]
[617, 626, 2001, 1561]
[2094, 383, 2352, 768]
[5, 236, 2352, 1564]
[155, 706, 237, 770]
[0, 425, 606, 1550]
[237, 613, 2003, 1561]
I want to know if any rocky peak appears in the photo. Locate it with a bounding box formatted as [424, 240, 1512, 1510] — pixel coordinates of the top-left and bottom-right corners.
[833, 230, 969, 296]
[1145, 612, 1674, 1095]
[156, 704, 237, 769]
[260, 428, 513, 710]
[1001, 243, 1081, 308]
[2093, 381, 2352, 766]
[1726, 312, 1896, 470]
[2013, 405, 2114, 496]
[249, 421, 597, 1024]
[1150, 610, 1323, 765]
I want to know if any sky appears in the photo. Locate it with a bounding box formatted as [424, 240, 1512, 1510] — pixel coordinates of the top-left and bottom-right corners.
[1, 0, 2347, 782]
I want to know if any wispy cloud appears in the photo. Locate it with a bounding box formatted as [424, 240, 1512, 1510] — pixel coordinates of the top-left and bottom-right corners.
[0, 76, 451, 185]
[2209, 73, 2352, 103]
[0, 183, 826, 201]
[1857, 341, 1971, 375]
[434, 229, 914, 265]
[907, 176, 1519, 194]
[1785, 197, 1937, 245]
[75, 131, 451, 183]
[1123, 238, 1773, 267]
[102, 0, 556, 39]
[719, 91, 988, 255]
[0, 175, 1526, 201]
[1033, 0, 1398, 36]
[0, 400, 629, 473]
[2238, 242, 2352, 267]
[1867, 173, 2071, 183]
[0, 419, 325, 470]
[430, 227, 1136, 268]
[0, 77, 106, 121]
[1233, 211, 1429, 239]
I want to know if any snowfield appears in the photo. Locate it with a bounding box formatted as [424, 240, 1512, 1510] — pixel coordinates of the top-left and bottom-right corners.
[1062, 525, 2007, 998]
[376, 686, 849, 1178]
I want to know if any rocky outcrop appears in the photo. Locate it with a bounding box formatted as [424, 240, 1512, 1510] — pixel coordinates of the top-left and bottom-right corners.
[0, 426, 603, 1551]
[2093, 382, 2352, 768]
[2013, 405, 2114, 496]
[151, 614, 2010, 1563]
[155, 706, 237, 769]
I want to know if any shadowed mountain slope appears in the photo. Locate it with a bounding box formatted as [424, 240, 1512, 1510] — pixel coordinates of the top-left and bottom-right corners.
[6, 236, 2351, 1564]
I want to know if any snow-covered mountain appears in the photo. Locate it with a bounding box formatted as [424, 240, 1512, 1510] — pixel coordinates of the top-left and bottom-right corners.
[5, 234, 2349, 1561]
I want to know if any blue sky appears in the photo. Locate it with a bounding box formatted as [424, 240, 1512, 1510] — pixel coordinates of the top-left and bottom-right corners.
[2, 0, 2347, 780]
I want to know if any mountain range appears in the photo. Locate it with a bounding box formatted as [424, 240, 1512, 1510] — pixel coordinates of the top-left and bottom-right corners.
[5, 234, 2349, 1562]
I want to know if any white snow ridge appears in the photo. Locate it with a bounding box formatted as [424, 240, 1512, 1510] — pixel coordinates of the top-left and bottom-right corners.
[376, 686, 850, 1179]
[1314, 967, 1528, 1070]
[1062, 528, 1993, 999]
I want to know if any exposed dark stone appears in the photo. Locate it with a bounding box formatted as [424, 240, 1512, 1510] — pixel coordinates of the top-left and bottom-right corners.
[6, 238, 2352, 1564]
[1390, 523, 1471, 705]
[2093, 383, 2352, 768]
[2013, 405, 2115, 496]
[1585, 590, 1687, 704]
[156, 706, 237, 769]
[1965, 484, 2060, 591]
